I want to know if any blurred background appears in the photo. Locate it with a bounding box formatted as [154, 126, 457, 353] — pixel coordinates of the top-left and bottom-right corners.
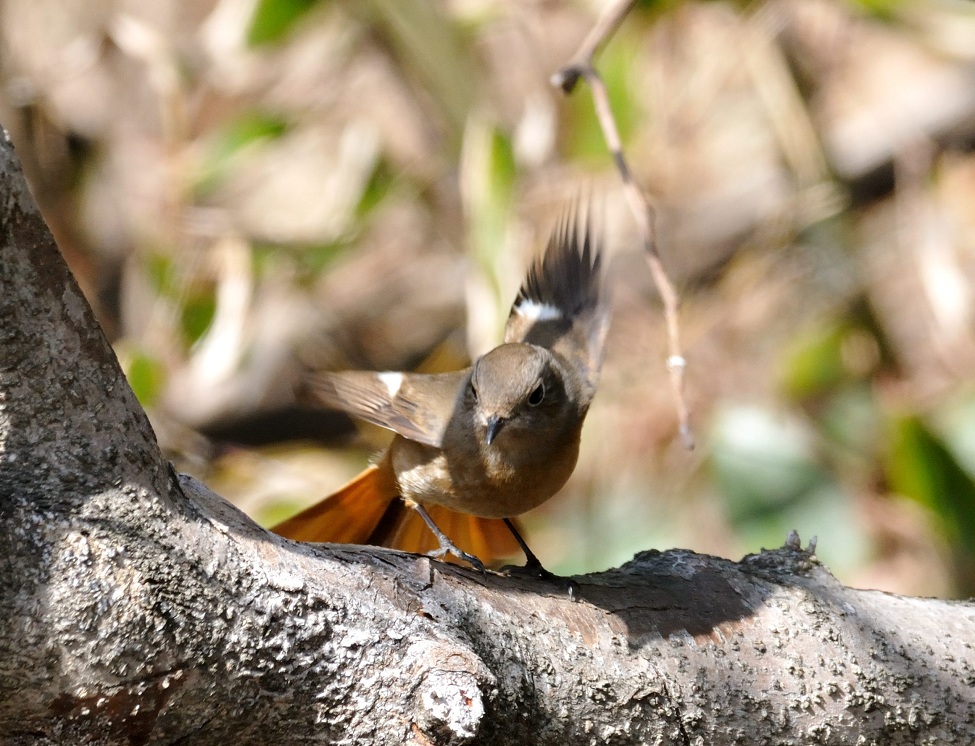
[3, 0, 975, 597]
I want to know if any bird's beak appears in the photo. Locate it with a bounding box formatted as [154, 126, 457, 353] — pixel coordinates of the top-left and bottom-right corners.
[485, 415, 506, 445]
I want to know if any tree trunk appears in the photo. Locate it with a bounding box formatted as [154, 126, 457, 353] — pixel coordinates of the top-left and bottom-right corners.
[0, 128, 973, 746]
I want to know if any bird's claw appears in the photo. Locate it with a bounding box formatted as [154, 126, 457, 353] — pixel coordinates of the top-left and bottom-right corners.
[500, 560, 579, 599]
[427, 546, 486, 574]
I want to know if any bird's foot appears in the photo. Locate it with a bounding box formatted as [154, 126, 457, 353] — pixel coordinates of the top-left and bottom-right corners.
[500, 559, 579, 600]
[500, 556, 556, 581]
[427, 544, 486, 574]
[411, 502, 487, 573]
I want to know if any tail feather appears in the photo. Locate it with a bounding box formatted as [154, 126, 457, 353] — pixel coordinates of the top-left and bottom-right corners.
[272, 464, 523, 566]
[271, 463, 398, 544]
[365, 499, 411, 546]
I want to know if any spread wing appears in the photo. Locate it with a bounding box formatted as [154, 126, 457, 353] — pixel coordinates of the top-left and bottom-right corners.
[504, 204, 609, 402]
[309, 369, 469, 448]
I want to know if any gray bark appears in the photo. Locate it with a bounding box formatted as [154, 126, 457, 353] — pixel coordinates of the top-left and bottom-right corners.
[1, 127, 974, 746]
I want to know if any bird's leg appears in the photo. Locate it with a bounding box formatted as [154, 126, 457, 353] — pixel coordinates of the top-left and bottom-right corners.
[411, 503, 486, 573]
[501, 518, 549, 576]
[499, 518, 560, 580]
[500, 519, 579, 598]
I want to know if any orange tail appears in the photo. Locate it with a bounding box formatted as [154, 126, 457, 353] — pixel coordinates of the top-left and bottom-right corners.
[272, 463, 399, 544]
[379, 502, 523, 565]
[271, 464, 523, 565]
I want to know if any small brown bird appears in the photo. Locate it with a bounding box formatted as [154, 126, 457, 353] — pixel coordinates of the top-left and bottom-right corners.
[273, 205, 609, 574]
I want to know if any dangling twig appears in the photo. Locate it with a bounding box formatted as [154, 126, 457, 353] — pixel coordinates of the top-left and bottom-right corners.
[552, 0, 694, 449]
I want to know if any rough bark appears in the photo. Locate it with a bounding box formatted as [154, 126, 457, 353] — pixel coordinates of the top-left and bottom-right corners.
[1, 128, 974, 746]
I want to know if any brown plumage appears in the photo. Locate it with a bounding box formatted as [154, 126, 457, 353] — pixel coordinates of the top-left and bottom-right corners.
[273, 203, 609, 572]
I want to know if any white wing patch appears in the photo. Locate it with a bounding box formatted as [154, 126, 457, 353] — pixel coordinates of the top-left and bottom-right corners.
[378, 372, 403, 397]
[515, 299, 563, 322]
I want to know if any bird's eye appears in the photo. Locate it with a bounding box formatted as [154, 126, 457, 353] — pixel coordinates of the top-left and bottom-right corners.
[527, 382, 545, 406]
[470, 379, 478, 402]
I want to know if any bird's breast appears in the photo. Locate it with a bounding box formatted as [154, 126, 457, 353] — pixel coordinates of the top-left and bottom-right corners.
[388, 425, 581, 519]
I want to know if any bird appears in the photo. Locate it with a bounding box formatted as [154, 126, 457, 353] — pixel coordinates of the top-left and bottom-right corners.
[273, 203, 610, 576]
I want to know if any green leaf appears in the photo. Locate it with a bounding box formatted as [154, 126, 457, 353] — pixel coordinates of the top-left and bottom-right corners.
[474, 127, 516, 263]
[298, 241, 350, 278]
[146, 252, 176, 296]
[848, 0, 903, 22]
[251, 240, 350, 284]
[780, 300, 893, 401]
[355, 158, 397, 219]
[780, 321, 850, 399]
[247, 0, 322, 46]
[126, 350, 166, 408]
[461, 118, 516, 263]
[218, 113, 289, 154]
[887, 415, 975, 555]
[181, 289, 217, 344]
[259, 499, 310, 528]
[934, 390, 975, 479]
[194, 113, 289, 195]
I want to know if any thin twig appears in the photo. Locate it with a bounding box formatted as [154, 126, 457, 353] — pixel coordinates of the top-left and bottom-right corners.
[556, 0, 635, 81]
[552, 0, 694, 449]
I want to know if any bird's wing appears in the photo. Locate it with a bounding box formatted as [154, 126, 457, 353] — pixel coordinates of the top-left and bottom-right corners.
[504, 204, 609, 402]
[309, 369, 468, 448]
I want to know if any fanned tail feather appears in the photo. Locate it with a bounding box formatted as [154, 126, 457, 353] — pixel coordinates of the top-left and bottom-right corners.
[272, 464, 523, 565]
[271, 463, 399, 544]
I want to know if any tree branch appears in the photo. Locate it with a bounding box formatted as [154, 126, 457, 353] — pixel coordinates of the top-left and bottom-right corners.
[552, 0, 694, 449]
[1, 131, 974, 745]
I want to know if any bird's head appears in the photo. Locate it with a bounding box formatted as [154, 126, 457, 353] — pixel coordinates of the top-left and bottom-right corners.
[468, 343, 574, 446]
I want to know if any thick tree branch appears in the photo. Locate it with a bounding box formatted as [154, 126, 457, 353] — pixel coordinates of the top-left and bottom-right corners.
[1, 131, 974, 745]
